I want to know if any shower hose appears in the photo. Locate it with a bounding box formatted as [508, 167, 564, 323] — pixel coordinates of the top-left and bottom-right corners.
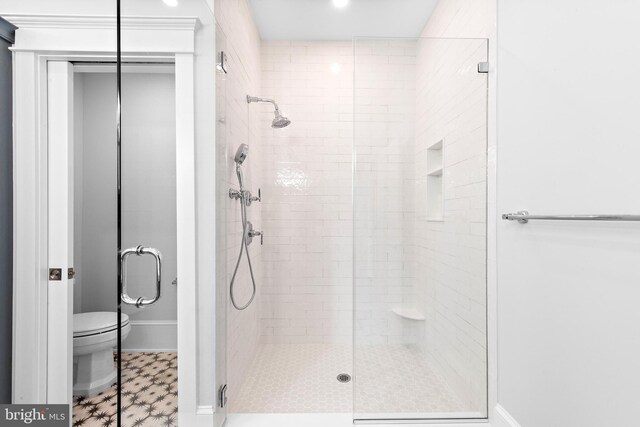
[229, 191, 257, 310]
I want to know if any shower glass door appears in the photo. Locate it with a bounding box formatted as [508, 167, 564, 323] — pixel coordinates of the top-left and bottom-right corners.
[353, 37, 489, 422]
[116, 1, 216, 426]
[117, 64, 179, 426]
[215, 18, 229, 427]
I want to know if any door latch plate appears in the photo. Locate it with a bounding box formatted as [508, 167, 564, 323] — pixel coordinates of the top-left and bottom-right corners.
[49, 268, 62, 281]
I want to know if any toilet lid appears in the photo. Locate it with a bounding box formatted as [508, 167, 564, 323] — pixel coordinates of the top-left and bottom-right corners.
[73, 312, 130, 337]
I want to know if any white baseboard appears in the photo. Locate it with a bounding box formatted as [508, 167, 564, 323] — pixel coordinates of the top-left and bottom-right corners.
[196, 405, 214, 415]
[122, 320, 177, 352]
[179, 410, 214, 427]
[493, 404, 522, 427]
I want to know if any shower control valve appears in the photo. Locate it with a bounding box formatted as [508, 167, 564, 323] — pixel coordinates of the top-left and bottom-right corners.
[229, 188, 242, 200]
[229, 188, 252, 203]
[245, 221, 263, 245]
[249, 229, 263, 246]
[249, 188, 262, 204]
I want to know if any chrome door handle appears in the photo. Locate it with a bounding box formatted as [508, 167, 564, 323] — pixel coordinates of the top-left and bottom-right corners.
[120, 245, 162, 307]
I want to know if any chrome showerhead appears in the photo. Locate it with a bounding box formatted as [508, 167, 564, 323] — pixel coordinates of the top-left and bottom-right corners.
[272, 110, 291, 128]
[247, 95, 292, 129]
[235, 143, 249, 165]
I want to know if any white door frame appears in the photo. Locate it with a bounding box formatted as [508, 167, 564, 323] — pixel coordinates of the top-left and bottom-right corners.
[46, 60, 75, 404]
[8, 14, 200, 420]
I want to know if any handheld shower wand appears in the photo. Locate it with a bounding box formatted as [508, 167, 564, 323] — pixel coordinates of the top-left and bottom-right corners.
[235, 143, 248, 189]
[229, 144, 258, 310]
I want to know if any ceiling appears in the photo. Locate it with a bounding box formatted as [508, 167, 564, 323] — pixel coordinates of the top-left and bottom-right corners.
[248, 0, 439, 40]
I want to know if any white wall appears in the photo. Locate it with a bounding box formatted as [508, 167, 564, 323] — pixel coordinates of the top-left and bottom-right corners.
[74, 71, 178, 351]
[497, 1, 640, 426]
[214, 0, 263, 407]
[260, 40, 354, 344]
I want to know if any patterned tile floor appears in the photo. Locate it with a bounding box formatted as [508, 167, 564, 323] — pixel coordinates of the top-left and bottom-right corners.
[232, 343, 465, 415]
[73, 352, 177, 427]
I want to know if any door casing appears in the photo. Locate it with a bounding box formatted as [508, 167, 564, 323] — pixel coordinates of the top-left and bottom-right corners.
[9, 14, 203, 422]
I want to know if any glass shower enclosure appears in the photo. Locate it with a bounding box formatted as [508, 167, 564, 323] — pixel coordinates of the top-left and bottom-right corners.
[353, 37, 489, 421]
[214, 33, 490, 424]
[116, 1, 216, 426]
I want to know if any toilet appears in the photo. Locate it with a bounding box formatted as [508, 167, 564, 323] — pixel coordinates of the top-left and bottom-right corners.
[73, 312, 131, 396]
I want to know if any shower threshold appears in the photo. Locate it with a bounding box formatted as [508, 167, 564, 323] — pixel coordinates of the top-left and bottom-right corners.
[226, 413, 489, 427]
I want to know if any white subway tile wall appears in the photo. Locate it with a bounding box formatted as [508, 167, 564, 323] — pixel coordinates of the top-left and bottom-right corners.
[215, 0, 263, 405]
[260, 41, 354, 345]
[353, 39, 419, 349]
[414, 0, 492, 413]
[414, 37, 488, 413]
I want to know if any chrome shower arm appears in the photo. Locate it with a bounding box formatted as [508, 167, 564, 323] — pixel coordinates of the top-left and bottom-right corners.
[246, 95, 280, 111]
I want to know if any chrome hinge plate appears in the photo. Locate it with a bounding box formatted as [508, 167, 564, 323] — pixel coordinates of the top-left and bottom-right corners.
[217, 51, 228, 74]
[68, 267, 76, 279]
[218, 384, 228, 408]
[477, 62, 489, 73]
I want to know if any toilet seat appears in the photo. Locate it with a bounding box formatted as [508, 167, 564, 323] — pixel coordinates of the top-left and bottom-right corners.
[73, 312, 130, 338]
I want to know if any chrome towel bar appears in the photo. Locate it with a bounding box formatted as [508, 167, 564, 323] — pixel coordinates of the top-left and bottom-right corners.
[502, 210, 640, 224]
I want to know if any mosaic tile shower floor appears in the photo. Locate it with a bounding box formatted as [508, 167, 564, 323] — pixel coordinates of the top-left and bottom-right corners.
[232, 343, 464, 415]
[73, 352, 177, 427]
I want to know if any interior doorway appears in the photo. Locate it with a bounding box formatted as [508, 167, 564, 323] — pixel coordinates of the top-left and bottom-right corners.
[49, 62, 179, 426]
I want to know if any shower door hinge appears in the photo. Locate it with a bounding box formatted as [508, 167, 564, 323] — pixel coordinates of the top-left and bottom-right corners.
[217, 51, 228, 74]
[68, 267, 76, 279]
[218, 384, 228, 408]
[477, 62, 490, 73]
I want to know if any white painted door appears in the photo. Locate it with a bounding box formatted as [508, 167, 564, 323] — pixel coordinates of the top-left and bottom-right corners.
[46, 61, 74, 404]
